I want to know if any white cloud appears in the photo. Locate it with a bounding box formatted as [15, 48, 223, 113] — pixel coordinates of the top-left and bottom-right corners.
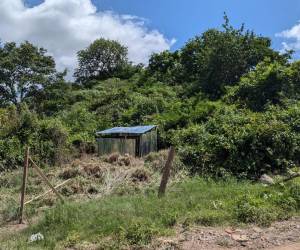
[277, 21, 300, 53]
[0, 0, 175, 78]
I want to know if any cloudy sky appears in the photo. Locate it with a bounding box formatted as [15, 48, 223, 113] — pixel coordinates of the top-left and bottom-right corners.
[0, 0, 175, 77]
[0, 0, 299, 78]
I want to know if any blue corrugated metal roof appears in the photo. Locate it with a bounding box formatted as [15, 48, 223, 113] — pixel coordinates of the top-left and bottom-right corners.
[96, 125, 156, 135]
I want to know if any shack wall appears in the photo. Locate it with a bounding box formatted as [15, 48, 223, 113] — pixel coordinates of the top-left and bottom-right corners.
[97, 137, 136, 156]
[139, 129, 157, 157]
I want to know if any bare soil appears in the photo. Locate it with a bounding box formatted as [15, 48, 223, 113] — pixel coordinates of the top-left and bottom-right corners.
[152, 217, 300, 250]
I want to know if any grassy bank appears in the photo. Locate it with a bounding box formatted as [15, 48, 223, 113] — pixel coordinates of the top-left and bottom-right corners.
[2, 177, 300, 249]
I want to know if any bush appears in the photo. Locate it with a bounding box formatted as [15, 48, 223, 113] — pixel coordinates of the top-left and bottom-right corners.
[226, 60, 300, 111]
[234, 184, 300, 226]
[288, 183, 300, 209]
[0, 104, 37, 171]
[174, 106, 300, 178]
[234, 195, 277, 226]
[119, 220, 159, 245]
[0, 105, 71, 171]
[32, 118, 70, 166]
[0, 137, 23, 172]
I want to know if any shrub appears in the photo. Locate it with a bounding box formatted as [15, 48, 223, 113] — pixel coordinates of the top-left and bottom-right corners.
[32, 118, 70, 166]
[59, 104, 98, 147]
[288, 183, 300, 209]
[234, 185, 300, 226]
[234, 195, 277, 226]
[174, 106, 300, 178]
[226, 60, 300, 111]
[0, 105, 71, 171]
[119, 220, 159, 245]
[0, 137, 23, 172]
[0, 104, 38, 171]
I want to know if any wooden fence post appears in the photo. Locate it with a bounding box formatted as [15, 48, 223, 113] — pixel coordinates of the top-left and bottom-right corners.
[19, 147, 29, 224]
[158, 146, 175, 197]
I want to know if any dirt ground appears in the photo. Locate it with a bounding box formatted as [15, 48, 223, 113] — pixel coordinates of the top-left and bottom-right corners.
[152, 217, 300, 250]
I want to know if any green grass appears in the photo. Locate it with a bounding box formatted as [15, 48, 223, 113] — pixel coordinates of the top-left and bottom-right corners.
[2, 177, 300, 249]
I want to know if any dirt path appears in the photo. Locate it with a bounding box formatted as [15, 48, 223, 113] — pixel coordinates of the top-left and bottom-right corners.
[270, 242, 300, 250]
[152, 217, 300, 250]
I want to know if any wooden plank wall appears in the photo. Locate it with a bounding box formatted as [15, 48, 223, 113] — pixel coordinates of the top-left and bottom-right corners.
[140, 129, 157, 156]
[97, 138, 136, 156]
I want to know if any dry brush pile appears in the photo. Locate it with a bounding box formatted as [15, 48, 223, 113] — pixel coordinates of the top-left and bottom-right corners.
[0, 150, 186, 227]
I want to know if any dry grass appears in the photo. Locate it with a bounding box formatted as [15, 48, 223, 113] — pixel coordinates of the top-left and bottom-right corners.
[0, 151, 187, 227]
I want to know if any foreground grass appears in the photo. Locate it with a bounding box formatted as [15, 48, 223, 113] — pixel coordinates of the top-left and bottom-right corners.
[2, 177, 300, 249]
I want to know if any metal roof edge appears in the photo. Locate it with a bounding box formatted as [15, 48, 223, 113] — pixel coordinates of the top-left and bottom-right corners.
[95, 125, 157, 136]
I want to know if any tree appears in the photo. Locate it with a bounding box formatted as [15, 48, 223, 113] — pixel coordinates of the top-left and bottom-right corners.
[29, 79, 73, 115]
[148, 50, 183, 84]
[74, 39, 128, 85]
[0, 41, 58, 107]
[226, 60, 300, 111]
[180, 14, 290, 99]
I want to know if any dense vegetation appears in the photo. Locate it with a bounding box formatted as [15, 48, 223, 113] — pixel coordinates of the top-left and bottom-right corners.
[1, 16, 300, 178]
[1, 15, 300, 250]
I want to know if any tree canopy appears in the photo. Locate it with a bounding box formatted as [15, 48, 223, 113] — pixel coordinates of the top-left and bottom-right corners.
[225, 60, 300, 111]
[148, 14, 289, 99]
[74, 39, 129, 85]
[0, 41, 60, 107]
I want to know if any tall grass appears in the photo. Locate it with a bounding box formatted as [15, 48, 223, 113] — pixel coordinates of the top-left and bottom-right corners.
[2, 177, 300, 249]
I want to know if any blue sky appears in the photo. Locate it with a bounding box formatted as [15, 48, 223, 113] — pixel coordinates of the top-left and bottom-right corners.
[2, 0, 296, 76]
[26, 0, 300, 51]
[99, 0, 300, 51]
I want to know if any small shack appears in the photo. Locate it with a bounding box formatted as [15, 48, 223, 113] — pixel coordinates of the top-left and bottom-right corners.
[96, 125, 157, 157]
